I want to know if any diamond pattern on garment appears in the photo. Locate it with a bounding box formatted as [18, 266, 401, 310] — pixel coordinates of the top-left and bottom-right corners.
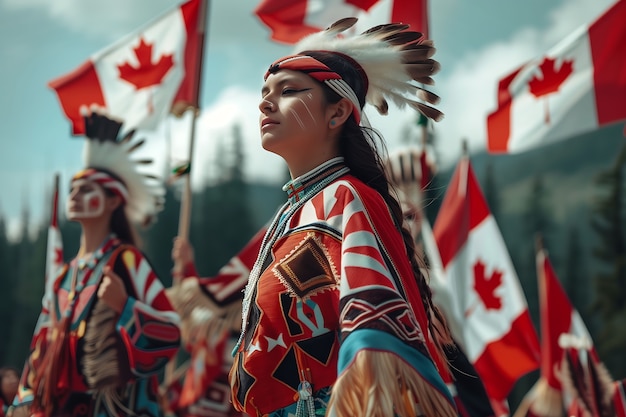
[273, 233, 338, 299]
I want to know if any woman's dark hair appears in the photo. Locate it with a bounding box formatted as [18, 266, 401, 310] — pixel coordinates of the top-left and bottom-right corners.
[304, 50, 452, 356]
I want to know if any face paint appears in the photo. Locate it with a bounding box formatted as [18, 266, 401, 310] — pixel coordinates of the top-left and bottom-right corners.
[289, 108, 306, 130]
[297, 95, 318, 127]
[66, 179, 106, 220]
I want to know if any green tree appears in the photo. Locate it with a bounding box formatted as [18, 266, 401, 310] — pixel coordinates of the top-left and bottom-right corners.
[589, 143, 626, 376]
[483, 160, 500, 221]
[141, 185, 181, 287]
[562, 226, 587, 315]
[5, 207, 47, 368]
[506, 176, 554, 412]
[514, 175, 554, 329]
[190, 123, 256, 276]
[0, 212, 18, 365]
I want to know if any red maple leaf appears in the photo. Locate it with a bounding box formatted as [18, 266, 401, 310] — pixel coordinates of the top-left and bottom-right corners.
[118, 37, 174, 90]
[473, 259, 503, 311]
[54, 247, 63, 265]
[528, 57, 574, 124]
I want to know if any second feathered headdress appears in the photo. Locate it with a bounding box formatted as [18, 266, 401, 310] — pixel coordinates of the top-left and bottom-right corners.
[266, 17, 443, 124]
[72, 107, 165, 226]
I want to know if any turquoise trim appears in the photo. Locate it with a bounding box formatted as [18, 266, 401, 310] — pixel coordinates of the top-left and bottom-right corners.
[117, 296, 136, 330]
[339, 329, 454, 405]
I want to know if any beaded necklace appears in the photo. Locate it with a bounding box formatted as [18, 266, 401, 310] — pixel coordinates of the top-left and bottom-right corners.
[234, 157, 349, 353]
[57, 234, 120, 322]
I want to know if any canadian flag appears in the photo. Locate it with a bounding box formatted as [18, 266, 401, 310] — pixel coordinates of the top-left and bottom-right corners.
[49, 0, 206, 135]
[514, 246, 597, 417]
[43, 173, 64, 311]
[432, 157, 540, 411]
[486, 0, 626, 154]
[255, 0, 429, 44]
[537, 246, 595, 396]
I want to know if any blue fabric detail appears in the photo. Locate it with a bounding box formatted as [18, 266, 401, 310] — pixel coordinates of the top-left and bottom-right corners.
[339, 328, 454, 405]
[117, 296, 136, 331]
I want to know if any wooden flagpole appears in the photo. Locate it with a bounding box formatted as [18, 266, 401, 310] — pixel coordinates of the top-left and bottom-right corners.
[164, 0, 209, 400]
[174, 0, 208, 273]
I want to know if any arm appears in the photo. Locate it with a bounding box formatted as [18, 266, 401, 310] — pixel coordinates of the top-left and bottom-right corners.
[101, 247, 181, 378]
[171, 236, 198, 281]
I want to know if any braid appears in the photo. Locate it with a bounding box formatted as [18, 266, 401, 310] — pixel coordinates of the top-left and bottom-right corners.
[309, 49, 453, 359]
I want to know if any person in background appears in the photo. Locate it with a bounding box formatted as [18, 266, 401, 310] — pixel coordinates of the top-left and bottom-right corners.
[386, 148, 496, 417]
[228, 17, 457, 417]
[1, 367, 19, 417]
[11, 110, 181, 417]
[163, 230, 265, 417]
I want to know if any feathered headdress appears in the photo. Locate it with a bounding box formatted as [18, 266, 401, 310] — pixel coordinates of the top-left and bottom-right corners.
[72, 107, 165, 225]
[266, 17, 442, 124]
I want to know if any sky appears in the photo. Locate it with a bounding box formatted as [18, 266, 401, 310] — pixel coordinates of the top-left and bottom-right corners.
[0, 0, 617, 239]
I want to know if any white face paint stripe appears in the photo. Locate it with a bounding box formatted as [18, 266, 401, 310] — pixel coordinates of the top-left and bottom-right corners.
[297, 96, 318, 128]
[289, 108, 305, 130]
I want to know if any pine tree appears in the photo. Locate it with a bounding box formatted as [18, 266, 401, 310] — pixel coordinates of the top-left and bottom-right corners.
[517, 175, 554, 328]
[5, 206, 47, 368]
[0, 212, 18, 365]
[563, 226, 586, 314]
[190, 123, 256, 276]
[483, 160, 500, 221]
[590, 142, 626, 375]
[141, 186, 181, 287]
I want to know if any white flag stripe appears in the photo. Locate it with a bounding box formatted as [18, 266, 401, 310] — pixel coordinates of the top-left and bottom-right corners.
[508, 26, 596, 152]
[94, 10, 187, 131]
[444, 216, 528, 361]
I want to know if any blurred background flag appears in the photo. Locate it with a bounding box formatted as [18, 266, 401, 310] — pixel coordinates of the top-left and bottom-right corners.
[43, 173, 63, 311]
[254, 0, 429, 44]
[513, 240, 597, 417]
[486, 0, 626, 154]
[433, 155, 541, 415]
[48, 0, 206, 135]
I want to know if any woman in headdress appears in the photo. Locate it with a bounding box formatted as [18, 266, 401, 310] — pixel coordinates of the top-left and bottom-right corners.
[228, 18, 457, 417]
[11, 111, 181, 417]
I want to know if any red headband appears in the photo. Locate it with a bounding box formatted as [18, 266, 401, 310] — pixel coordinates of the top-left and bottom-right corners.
[265, 54, 362, 124]
[72, 168, 128, 203]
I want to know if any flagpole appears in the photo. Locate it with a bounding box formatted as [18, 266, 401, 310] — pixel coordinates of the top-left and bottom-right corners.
[165, 0, 209, 399]
[46, 173, 61, 328]
[173, 0, 208, 279]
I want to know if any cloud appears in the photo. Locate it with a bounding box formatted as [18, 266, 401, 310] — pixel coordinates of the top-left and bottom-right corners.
[1, 0, 175, 40]
[0, 0, 275, 43]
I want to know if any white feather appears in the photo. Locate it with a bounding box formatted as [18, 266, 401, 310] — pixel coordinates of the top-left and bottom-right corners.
[292, 18, 442, 121]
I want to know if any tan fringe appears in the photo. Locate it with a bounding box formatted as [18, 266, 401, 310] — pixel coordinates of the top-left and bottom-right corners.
[328, 350, 457, 417]
[82, 299, 134, 415]
[166, 279, 241, 347]
[11, 404, 31, 417]
[82, 300, 121, 388]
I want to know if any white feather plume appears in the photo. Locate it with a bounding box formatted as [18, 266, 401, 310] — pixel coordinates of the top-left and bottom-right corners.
[293, 18, 443, 121]
[82, 108, 165, 225]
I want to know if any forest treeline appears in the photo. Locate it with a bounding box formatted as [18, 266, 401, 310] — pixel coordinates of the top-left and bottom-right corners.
[1, 122, 625, 409]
